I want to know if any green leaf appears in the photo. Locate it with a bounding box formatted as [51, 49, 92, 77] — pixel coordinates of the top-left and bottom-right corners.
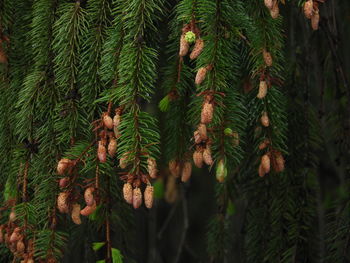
[111, 248, 123, 263]
[92, 242, 106, 252]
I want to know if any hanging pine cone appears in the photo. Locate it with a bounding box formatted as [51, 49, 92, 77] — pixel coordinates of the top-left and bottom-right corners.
[16, 238, 25, 254]
[132, 187, 142, 209]
[216, 159, 227, 183]
[261, 154, 271, 173]
[147, 158, 158, 179]
[201, 102, 214, 124]
[113, 113, 121, 138]
[103, 113, 113, 129]
[119, 154, 128, 169]
[80, 201, 97, 216]
[263, 49, 273, 67]
[195, 67, 208, 85]
[57, 158, 73, 175]
[107, 137, 117, 157]
[190, 38, 204, 60]
[84, 187, 95, 206]
[257, 80, 268, 99]
[264, 0, 274, 9]
[258, 163, 265, 177]
[273, 151, 285, 172]
[57, 192, 69, 213]
[97, 141, 107, 163]
[71, 203, 82, 225]
[270, 1, 279, 19]
[9, 228, 21, 243]
[304, 0, 314, 19]
[144, 185, 154, 209]
[181, 161, 192, 182]
[193, 149, 204, 168]
[179, 34, 190, 57]
[311, 10, 320, 30]
[123, 183, 133, 204]
[203, 147, 213, 166]
[261, 111, 270, 127]
[169, 159, 181, 177]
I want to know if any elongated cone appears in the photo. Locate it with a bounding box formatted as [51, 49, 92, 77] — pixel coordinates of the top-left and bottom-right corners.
[84, 187, 95, 206]
[190, 39, 204, 60]
[98, 141, 107, 163]
[201, 102, 213, 124]
[71, 203, 82, 225]
[311, 10, 320, 30]
[59, 177, 69, 188]
[57, 158, 72, 175]
[16, 239, 25, 254]
[119, 155, 128, 169]
[9, 228, 21, 243]
[264, 0, 274, 9]
[147, 158, 158, 179]
[263, 49, 273, 67]
[274, 151, 285, 172]
[123, 183, 133, 204]
[258, 163, 265, 177]
[80, 201, 97, 216]
[270, 1, 279, 19]
[257, 80, 268, 99]
[103, 113, 113, 129]
[193, 150, 204, 168]
[179, 34, 190, 57]
[181, 161, 192, 182]
[198, 124, 207, 140]
[169, 159, 180, 177]
[144, 185, 154, 209]
[203, 147, 213, 166]
[9, 209, 16, 222]
[304, 0, 314, 19]
[113, 113, 121, 137]
[57, 192, 69, 213]
[261, 111, 270, 127]
[216, 159, 227, 183]
[195, 67, 208, 85]
[108, 138, 117, 157]
[132, 188, 142, 209]
[261, 154, 271, 173]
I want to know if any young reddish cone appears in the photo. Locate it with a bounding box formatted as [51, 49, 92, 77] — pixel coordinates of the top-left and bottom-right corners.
[304, 0, 314, 19]
[147, 158, 158, 179]
[311, 10, 320, 30]
[179, 34, 190, 57]
[190, 39, 204, 60]
[181, 161, 192, 182]
[9, 209, 16, 222]
[84, 187, 95, 206]
[195, 67, 208, 85]
[203, 147, 213, 166]
[80, 201, 97, 216]
[169, 159, 181, 177]
[108, 138, 117, 157]
[270, 1, 279, 19]
[274, 152, 285, 172]
[123, 183, 133, 204]
[264, 0, 274, 9]
[257, 80, 268, 99]
[263, 49, 273, 67]
[57, 192, 69, 213]
[16, 239, 25, 254]
[261, 154, 271, 173]
[261, 111, 270, 127]
[97, 141, 107, 163]
[113, 113, 121, 138]
[258, 138, 270, 150]
[258, 164, 265, 177]
[193, 150, 204, 168]
[194, 130, 202, 144]
[201, 102, 214, 124]
[144, 185, 154, 209]
[216, 159, 227, 183]
[132, 188, 142, 209]
[103, 113, 113, 129]
[9, 228, 21, 243]
[71, 203, 82, 225]
[59, 177, 70, 188]
[119, 155, 128, 169]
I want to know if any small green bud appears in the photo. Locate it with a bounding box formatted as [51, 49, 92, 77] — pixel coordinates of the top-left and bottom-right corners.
[224, 128, 233, 136]
[184, 31, 196, 44]
[158, 95, 170, 112]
